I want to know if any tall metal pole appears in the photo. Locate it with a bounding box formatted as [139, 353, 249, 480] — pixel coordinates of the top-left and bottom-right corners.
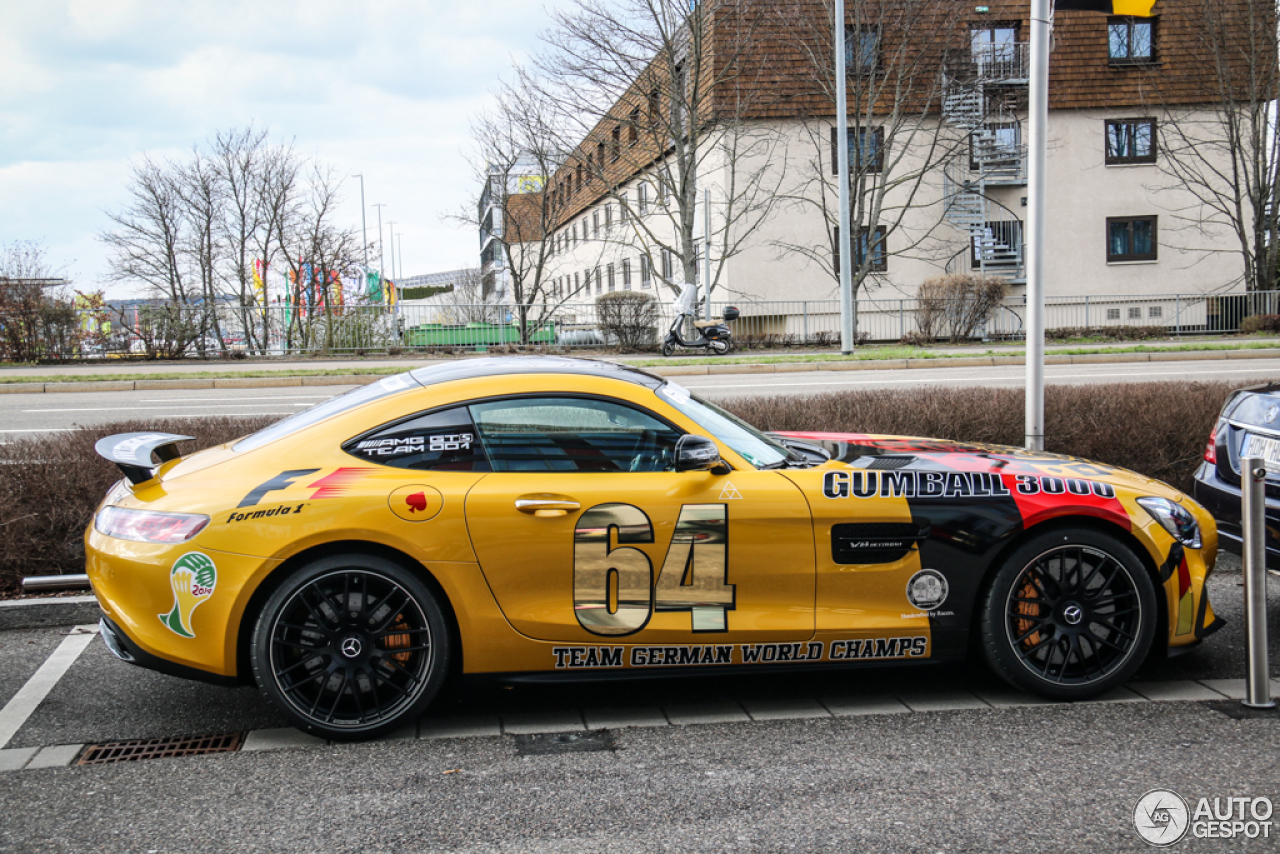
[397, 234, 404, 281]
[1024, 0, 1050, 450]
[355, 174, 368, 272]
[1241, 455, 1276, 709]
[373, 203, 386, 279]
[836, 0, 854, 354]
[703, 187, 712, 321]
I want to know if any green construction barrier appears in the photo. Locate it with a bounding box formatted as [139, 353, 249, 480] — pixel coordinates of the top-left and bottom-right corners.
[403, 321, 556, 347]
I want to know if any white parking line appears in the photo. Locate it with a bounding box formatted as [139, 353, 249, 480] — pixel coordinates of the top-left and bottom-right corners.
[0, 626, 97, 750]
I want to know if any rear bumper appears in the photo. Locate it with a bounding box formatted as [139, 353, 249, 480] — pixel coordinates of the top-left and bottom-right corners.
[98, 615, 239, 687]
[1192, 461, 1280, 569]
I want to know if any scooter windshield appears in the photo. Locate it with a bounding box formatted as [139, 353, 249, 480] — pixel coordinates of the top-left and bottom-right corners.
[656, 382, 794, 469]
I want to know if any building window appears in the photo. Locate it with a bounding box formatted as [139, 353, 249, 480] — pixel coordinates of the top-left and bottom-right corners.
[640, 254, 652, 287]
[1107, 216, 1157, 262]
[648, 88, 660, 129]
[605, 205, 612, 229]
[607, 263, 616, 291]
[1105, 118, 1157, 164]
[628, 107, 640, 144]
[969, 123, 1020, 171]
[846, 26, 879, 75]
[622, 258, 631, 288]
[1128, 306, 1142, 319]
[1108, 17, 1154, 64]
[596, 141, 605, 171]
[574, 272, 580, 293]
[661, 248, 673, 280]
[593, 211, 600, 236]
[1149, 305, 1163, 318]
[611, 126, 621, 161]
[830, 126, 884, 174]
[970, 23, 1018, 71]
[576, 163, 583, 192]
[621, 200, 630, 223]
[595, 265, 602, 294]
[638, 184, 648, 215]
[1106, 308, 1120, 320]
[833, 225, 888, 274]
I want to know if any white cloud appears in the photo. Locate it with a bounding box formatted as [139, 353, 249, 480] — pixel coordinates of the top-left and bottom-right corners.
[0, 0, 572, 295]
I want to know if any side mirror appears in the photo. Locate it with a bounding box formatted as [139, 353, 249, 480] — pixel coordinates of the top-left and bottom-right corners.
[675, 435, 730, 474]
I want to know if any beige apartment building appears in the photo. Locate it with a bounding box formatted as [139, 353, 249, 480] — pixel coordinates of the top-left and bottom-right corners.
[497, 1, 1266, 339]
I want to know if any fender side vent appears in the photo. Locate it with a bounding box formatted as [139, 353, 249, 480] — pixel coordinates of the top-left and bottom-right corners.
[77, 732, 244, 765]
[832, 521, 929, 565]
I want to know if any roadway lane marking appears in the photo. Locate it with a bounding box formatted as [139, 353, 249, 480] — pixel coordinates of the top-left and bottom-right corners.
[0, 626, 97, 750]
[137, 395, 336, 402]
[22, 404, 316, 413]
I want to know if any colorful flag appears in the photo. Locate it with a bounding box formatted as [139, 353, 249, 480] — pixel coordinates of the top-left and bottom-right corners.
[1055, 0, 1157, 14]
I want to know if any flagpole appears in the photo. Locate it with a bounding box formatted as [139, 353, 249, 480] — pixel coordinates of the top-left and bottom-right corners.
[1025, 0, 1050, 450]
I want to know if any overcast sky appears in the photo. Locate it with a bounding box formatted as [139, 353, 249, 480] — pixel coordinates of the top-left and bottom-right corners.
[1, 0, 568, 295]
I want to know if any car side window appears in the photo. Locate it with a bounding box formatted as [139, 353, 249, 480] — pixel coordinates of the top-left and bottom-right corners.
[343, 406, 489, 471]
[468, 397, 681, 473]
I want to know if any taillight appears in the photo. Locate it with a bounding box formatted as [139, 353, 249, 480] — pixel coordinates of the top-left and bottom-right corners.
[1204, 424, 1217, 464]
[95, 506, 209, 543]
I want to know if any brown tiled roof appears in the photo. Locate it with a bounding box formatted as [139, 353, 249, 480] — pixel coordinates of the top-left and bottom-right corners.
[543, 0, 1272, 226]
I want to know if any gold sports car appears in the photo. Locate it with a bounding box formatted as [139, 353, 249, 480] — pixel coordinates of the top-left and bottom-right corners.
[86, 357, 1221, 739]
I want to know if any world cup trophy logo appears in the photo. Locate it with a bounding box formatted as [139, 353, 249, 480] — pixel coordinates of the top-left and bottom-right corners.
[158, 553, 217, 638]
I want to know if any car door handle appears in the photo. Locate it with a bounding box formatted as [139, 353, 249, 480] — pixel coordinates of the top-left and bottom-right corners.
[515, 495, 581, 516]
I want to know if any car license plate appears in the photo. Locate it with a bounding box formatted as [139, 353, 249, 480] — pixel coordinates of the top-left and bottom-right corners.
[1241, 432, 1280, 465]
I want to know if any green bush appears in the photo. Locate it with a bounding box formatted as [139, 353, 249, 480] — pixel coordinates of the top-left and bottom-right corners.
[1238, 314, 1280, 335]
[596, 291, 658, 351]
[1046, 325, 1168, 342]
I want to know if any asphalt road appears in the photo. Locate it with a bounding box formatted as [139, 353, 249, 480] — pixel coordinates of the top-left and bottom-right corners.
[4, 357, 1280, 434]
[0, 558, 1276, 852]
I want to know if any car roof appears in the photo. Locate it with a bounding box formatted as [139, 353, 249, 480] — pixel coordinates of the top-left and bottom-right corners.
[408, 356, 665, 390]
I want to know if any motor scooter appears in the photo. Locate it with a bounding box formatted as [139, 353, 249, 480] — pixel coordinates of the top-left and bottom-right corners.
[661, 284, 739, 356]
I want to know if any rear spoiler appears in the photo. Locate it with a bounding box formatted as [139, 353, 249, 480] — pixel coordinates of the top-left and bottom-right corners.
[95, 433, 194, 485]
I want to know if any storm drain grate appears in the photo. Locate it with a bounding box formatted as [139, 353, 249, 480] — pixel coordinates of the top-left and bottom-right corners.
[78, 732, 245, 765]
[513, 731, 615, 756]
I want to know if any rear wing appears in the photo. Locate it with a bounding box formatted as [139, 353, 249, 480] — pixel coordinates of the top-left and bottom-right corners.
[95, 433, 193, 485]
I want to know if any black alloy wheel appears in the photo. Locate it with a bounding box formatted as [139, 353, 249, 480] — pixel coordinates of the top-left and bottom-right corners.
[980, 527, 1156, 701]
[251, 554, 450, 740]
[661, 338, 676, 357]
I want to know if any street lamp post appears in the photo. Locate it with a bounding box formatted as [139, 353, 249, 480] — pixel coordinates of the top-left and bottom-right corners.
[387, 222, 396, 281]
[373, 203, 387, 290]
[354, 174, 369, 272]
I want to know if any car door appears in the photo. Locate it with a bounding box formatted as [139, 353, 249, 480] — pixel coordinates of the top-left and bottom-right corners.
[461, 395, 816, 644]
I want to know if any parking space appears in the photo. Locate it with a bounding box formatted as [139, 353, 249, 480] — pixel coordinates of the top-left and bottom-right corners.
[0, 555, 1274, 773]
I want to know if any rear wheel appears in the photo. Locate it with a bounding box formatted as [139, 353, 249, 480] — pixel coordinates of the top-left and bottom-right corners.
[251, 554, 450, 740]
[709, 338, 732, 356]
[980, 527, 1156, 701]
[661, 338, 675, 357]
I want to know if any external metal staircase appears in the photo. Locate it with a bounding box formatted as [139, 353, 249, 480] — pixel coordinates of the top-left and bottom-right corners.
[941, 43, 1029, 282]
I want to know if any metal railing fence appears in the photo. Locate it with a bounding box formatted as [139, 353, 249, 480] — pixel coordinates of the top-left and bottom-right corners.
[4, 290, 1279, 359]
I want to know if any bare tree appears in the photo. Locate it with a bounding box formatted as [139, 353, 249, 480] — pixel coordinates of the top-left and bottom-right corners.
[102, 129, 363, 356]
[769, 0, 971, 311]
[1141, 0, 1279, 294]
[534, 0, 787, 300]
[0, 241, 80, 361]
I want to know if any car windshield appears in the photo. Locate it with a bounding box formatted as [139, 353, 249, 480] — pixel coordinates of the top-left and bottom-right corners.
[656, 382, 794, 468]
[233, 373, 420, 452]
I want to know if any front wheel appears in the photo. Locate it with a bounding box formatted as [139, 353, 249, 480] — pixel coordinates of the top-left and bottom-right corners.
[979, 527, 1157, 701]
[251, 554, 450, 740]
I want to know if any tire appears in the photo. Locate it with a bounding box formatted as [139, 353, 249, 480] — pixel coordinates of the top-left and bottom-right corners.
[661, 338, 675, 357]
[711, 338, 734, 356]
[251, 554, 450, 740]
[979, 527, 1157, 701]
